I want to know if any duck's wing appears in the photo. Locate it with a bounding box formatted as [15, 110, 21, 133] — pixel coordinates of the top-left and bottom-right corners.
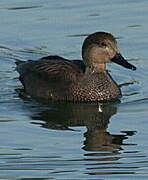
[40, 56, 85, 72]
[16, 56, 85, 82]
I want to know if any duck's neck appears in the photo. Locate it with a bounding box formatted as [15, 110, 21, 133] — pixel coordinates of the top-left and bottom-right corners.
[85, 63, 106, 74]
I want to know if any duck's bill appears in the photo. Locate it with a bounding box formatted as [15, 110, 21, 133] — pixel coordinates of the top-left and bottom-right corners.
[111, 53, 136, 71]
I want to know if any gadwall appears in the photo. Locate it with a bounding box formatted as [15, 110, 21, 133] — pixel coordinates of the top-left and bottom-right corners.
[16, 32, 136, 102]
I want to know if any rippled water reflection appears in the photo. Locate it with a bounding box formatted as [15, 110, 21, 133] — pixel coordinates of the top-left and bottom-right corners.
[0, 0, 148, 179]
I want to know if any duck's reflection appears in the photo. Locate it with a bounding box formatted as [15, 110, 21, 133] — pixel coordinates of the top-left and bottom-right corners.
[29, 101, 136, 152]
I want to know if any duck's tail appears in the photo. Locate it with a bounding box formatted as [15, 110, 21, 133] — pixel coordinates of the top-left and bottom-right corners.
[15, 59, 25, 66]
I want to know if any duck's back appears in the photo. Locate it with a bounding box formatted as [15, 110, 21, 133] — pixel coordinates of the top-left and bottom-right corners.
[16, 56, 85, 101]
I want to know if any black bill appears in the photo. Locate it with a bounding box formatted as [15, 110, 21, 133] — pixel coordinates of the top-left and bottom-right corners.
[111, 53, 136, 71]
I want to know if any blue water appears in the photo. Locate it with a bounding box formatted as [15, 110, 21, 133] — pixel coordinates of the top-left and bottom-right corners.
[0, 0, 148, 179]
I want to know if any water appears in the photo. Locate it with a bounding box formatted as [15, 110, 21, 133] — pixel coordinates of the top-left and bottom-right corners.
[0, 0, 148, 179]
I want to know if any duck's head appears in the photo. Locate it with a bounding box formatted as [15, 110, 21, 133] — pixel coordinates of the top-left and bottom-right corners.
[82, 32, 136, 72]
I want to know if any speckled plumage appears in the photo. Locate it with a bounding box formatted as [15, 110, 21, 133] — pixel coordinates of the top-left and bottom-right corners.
[71, 71, 121, 102]
[16, 32, 136, 102]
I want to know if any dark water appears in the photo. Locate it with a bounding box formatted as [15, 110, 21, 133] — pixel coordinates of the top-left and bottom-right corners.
[0, 0, 148, 179]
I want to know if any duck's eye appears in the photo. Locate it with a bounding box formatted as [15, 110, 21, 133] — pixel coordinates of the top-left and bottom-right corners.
[100, 42, 107, 47]
[96, 42, 107, 47]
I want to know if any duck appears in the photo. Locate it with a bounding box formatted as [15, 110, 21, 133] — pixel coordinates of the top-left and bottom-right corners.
[16, 32, 136, 102]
